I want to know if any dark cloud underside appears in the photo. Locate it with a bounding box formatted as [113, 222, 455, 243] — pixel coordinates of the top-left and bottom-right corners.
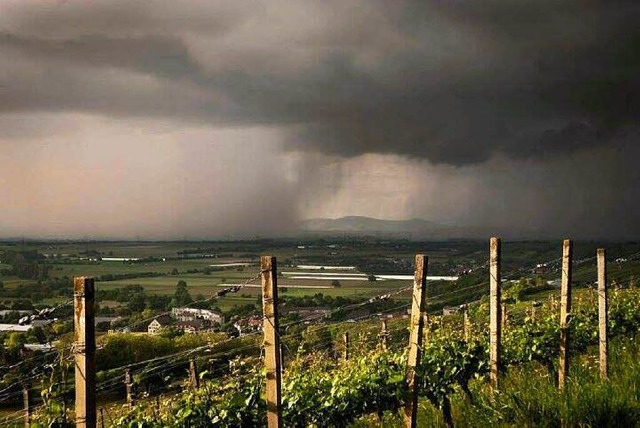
[1, 1, 637, 165]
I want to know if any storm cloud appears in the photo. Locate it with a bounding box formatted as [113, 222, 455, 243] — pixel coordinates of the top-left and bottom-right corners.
[0, 1, 638, 238]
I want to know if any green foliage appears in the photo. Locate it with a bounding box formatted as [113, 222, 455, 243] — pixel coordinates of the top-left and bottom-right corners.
[283, 351, 406, 427]
[30, 287, 640, 428]
[115, 359, 266, 427]
[97, 334, 177, 371]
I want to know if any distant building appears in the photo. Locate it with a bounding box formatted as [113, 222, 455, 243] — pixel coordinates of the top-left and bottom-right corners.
[533, 263, 550, 274]
[174, 320, 204, 334]
[233, 316, 263, 334]
[171, 307, 224, 325]
[442, 306, 461, 316]
[147, 314, 173, 335]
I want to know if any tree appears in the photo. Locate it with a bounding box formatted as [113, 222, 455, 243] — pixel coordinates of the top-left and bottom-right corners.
[128, 293, 146, 313]
[5, 332, 24, 351]
[367, 274, 377, 282]
[331, 280, 341, 288]
[174, 280, 193, 306]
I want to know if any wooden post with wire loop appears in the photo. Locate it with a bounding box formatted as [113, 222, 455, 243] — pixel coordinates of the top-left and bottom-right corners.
[380, 319, 389, 350]
[189, 357, 200, 389]
[501, 303, 508, 330]
[531, 301, 541, 321]
[74, 277, 96, 428]
[343, 332, 350, 361]
[489, 237, 502, 392]
[125, 368, 135, 408]
[558, 239, 573, 390]
[598, 248, 608, 379]
[462, 304, 470, 342]
[423, 313, 430, 344]
[23, 385, 30, 428]
[279, 344, 285, 375]
[403, 254, 428, 428]
[261, 256, 282, 428]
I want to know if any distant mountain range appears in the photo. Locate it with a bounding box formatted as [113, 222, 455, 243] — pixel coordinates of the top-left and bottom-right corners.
[299, 216, 480, 238]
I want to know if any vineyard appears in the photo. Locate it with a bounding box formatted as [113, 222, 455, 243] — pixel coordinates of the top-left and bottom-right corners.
[3, 240, 640, 427]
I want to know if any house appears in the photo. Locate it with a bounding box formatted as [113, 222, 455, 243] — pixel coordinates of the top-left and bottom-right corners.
[533, 263, 550, 274]
[442, 306, 461, 316]
[147, 314, 173, 335]
[174, 320, 204, 334]
[171, 307, 224, 325]
[233, 316, 263, 334]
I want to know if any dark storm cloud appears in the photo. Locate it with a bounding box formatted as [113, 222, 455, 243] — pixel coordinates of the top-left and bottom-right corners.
[1, 1, 637, 165]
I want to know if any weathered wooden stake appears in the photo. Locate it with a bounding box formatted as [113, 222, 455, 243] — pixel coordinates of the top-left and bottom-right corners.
[558, 239, 573, 390]
[531, 301, 538, 321]
[597, 248, 608, 379]
[423, 313, 430, 343]
[380, 319, 389, 350]
[501, 303, 508, 330]
[74, 277, 96, 428]
[462, 305, 470, 342]
[99, 408, 105, 428]
[189, 357, 199, 389]
[23, 386, 30, 428]
[279, 344, 285, 375]
[125, 368, 134, 408]
[403, 254, 428, 428]
[489, 237, 502, 391]
[261, 256, 282, 428]
[343, 332, 350, 361]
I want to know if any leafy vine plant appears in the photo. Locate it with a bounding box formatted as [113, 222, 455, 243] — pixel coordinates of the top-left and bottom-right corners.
[30, 287, 640, 427]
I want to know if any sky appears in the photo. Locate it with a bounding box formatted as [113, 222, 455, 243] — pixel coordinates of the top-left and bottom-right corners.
[0, 0, 638, 239]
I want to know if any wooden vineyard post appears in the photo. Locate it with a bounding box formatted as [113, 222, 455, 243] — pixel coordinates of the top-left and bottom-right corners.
[261, 256, 282, 428]
[125, 368, 134, 408]
[380, 319, 389, 350]
[23, 386, 29, 428]
[598, 248, 608, 379]
[489, 237, 502, 392]
[403, 254, 428, 428]
[462, 305, 470, 342]
[423, 313, 430, 344]
[279, 344, 285, 375]
[74, 277, 96, 428]
[343, 332, 350, 361]
[501, 304, 508, 330]
[189, 357, 199, 389]
[99, 408, 105, 428]
[531, 301, 541, 321]
[558, 239, 573, 390]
